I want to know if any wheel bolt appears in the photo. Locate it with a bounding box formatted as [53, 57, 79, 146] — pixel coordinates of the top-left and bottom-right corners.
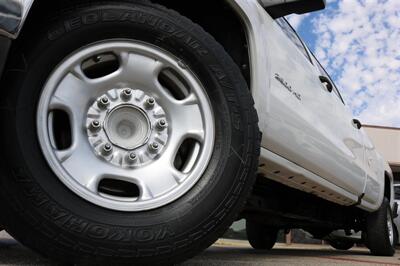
[102, 143, 113, 155]
[157, 119, 168, 130]
[90, 120, 101, 132]
[149, 142, 160, 153]
[126, 152, 137, 164]
[145, 97, 156, 109]
[98, 96, 110, 109]
[121, 89, 132, 101]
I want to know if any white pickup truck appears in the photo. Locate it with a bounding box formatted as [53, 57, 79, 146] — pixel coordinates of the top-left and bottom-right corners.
[0, 0, 396, 264]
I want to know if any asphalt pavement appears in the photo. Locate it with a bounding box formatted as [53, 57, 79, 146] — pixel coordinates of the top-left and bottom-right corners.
[1, 231, 400, 265]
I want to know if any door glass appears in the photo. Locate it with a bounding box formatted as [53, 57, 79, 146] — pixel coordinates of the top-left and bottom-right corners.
[275, 18, 311, 62]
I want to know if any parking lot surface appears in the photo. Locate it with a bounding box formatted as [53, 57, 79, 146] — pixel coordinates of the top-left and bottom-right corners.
[1, 231, 400, 265]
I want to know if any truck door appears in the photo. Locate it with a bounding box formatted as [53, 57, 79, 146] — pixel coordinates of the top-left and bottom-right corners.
[308, 53, 367, 198]
[263, 18, 366, 196]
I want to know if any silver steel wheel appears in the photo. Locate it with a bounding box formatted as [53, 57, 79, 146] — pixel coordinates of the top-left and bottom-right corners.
[37, 40, 215, 212]
[387, 209, 394, 245]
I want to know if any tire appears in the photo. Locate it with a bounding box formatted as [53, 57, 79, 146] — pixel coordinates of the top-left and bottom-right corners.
[0, 1, 260, 265]
[328, 240, 354, 251]
[365, 198, 397, 256]
[246, 220, 278, 250]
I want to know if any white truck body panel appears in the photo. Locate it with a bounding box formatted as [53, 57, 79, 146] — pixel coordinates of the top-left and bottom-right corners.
[228, 0, 392, 211]
[259, 148, 359, 206]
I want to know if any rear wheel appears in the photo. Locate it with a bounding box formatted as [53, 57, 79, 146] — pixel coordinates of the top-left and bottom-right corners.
[0, 2, 260, 265]
[328, 240, 354, 251]
[246, 220, 278, 250]
[365, 198, 397, 256]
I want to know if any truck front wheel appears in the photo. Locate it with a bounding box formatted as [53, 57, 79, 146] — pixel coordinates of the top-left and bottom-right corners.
[0, 1, 260, 265]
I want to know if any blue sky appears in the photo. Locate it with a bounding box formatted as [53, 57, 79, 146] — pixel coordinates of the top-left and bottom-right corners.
[287, 0, 400, 127]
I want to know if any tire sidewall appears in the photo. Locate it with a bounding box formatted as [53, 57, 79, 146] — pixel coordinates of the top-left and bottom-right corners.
[387, 205, 396, 248]
[0, 3, 258, 263]
[366, 198, 396, 256]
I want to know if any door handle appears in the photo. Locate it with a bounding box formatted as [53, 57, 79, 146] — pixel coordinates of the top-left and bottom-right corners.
[319, 76, 333, 93]
[352, 119, 362, 130]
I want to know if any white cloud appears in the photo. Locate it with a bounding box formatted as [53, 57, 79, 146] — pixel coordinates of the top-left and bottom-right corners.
[286, 13, 310, 30]
[312, 0, 400, 127]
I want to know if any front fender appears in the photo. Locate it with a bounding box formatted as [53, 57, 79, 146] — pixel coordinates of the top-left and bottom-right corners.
[0, 0, 34, 77]
[226, 0, 273, 137]
[0, 0, 34, 39]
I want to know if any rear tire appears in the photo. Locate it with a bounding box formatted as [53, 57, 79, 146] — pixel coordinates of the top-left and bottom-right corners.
[365, 198, 397, 256]
[328, 240, 354, 251]
[0, 2, 260, 265]
[246, 220, 278, 250]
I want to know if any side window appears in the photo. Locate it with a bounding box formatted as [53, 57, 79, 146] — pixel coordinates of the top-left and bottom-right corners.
[275, 18, 311, 62]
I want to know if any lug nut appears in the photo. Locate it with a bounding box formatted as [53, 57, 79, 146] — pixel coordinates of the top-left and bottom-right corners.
[157, 119, 168, 130]
[126, 152, 137, 164]
[102, 143, 113, 155]
[145, 97, 156, 109]
[121, 89, 133, 101]
[90, 120, 101, 132]
[149, 142, 160, 153]
[98, 96, 110, 109]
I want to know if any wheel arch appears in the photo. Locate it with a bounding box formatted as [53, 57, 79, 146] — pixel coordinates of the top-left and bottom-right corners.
[385, 172, 392, 199]
[14, 0, 251, 89]
[384, 170, 395, 207]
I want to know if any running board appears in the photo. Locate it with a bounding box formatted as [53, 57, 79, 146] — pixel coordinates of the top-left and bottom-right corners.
[258, 148, 358, 207]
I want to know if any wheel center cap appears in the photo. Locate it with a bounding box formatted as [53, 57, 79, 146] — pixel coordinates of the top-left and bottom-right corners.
[86, 88, 169, 168]
[105, 105, 150, 150]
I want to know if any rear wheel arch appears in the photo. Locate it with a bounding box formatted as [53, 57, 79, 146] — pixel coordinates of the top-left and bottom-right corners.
[384, 171, 393, 203]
